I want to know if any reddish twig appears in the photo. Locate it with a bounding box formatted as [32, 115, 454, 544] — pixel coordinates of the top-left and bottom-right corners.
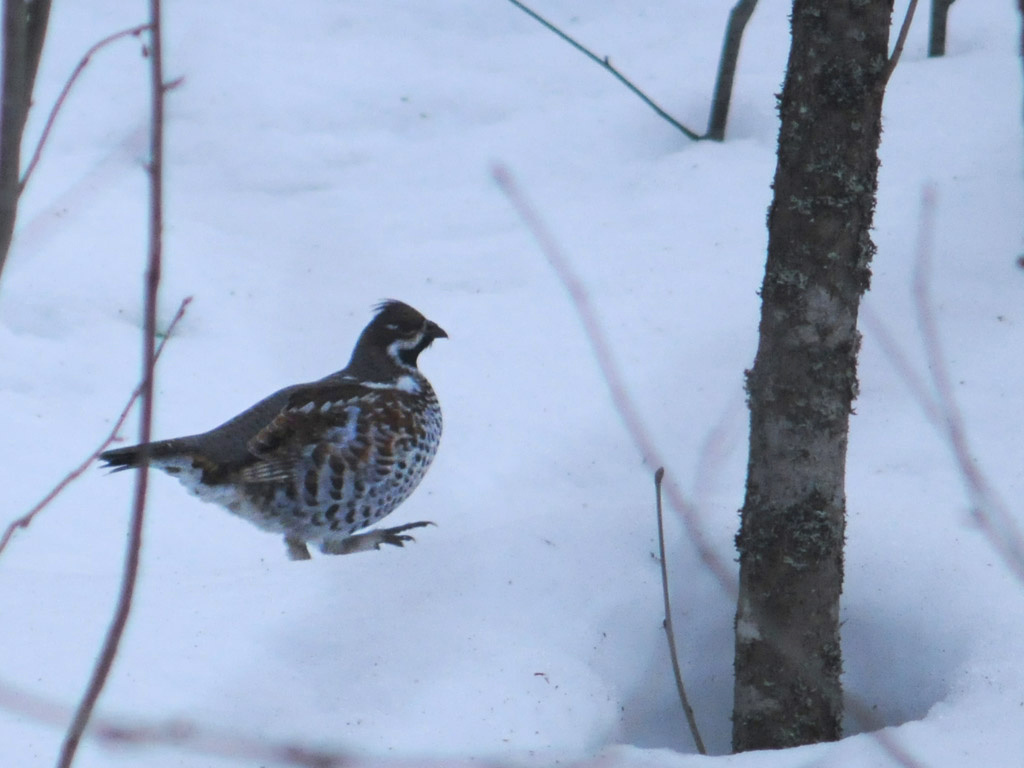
[492, 164, 736, 592]
[692, 393, 744, 512]
[0, 295, 190, 558]
[56, 6, 166, 766]
[19, 23, 151, 194]
[0, 677, 352, 768]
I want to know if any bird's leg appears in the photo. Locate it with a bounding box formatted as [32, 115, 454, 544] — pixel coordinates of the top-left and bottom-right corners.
[320, 521, 435, 555]
[285, 535, 312, 561]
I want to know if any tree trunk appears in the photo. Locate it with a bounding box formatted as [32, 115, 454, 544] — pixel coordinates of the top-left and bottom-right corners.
[732, 0, 893, 752]
[0, 0, 51, 287]
[928, 0, 955, 57]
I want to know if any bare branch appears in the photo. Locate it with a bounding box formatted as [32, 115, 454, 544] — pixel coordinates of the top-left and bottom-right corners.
[0, 296, 191, 558]
[654, 468, 706, 754]
[20, 23, 152, 193]
[928, 0, 957, 57]
[492, 164, 736, 592]
[501, 0, 701, 140]
[882, 0, 920, 85]
[56, 5, 167, 765]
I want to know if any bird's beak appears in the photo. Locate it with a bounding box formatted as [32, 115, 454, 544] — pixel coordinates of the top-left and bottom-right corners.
[426, 321, 448, 340]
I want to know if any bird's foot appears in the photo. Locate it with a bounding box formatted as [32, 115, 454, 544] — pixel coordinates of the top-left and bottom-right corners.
[285, 536, 312, 561]
[320, 521, 435, 556]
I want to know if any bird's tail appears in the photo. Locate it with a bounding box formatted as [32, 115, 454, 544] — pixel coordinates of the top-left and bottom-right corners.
[99, 440, 184, 471]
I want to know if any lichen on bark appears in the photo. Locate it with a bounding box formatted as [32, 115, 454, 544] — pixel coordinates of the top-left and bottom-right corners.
[733, 0, 893, 753]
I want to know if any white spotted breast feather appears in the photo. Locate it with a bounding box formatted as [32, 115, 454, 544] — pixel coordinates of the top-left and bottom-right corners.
[235, 373, 442, 537]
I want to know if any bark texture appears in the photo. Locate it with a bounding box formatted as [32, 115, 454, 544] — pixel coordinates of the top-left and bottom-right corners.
[733, 0, 893, 752]
[0, 0, 51, 285]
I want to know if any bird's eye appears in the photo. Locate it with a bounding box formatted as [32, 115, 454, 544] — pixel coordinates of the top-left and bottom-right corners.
[385, 323, 399, 331]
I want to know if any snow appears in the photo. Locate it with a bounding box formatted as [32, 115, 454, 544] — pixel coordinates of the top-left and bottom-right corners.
[0, 0, 1022, 765]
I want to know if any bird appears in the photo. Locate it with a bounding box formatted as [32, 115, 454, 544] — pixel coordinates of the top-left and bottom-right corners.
[100, 300, 446, 561]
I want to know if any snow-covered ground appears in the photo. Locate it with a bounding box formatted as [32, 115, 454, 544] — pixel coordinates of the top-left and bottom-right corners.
[0, 1, 1021, 765]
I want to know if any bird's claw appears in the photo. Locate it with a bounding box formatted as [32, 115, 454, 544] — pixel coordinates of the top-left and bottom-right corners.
[318, 521, 436, 556]
[377, 520, 435, 548]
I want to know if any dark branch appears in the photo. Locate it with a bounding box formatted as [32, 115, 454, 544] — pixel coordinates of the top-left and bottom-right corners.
[882, 0, 920, 85]
[928, 0, 957, 57]
[705, 0, 759, 141]
[654, 468, 707, 754]
[502, 0, 701, 140]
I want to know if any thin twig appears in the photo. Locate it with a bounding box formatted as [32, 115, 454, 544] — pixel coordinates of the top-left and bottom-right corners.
[56, 6, 166, 766]
[654, 468, 706, 754]
[502, 0, 701, 140]
[882, 0, 919, 85]
[0, 296, 190, 559]
[692, 394, 744, 512]
[493, 164, 736, 592]
[0, 677, 352, 768]
[19, 23, 151, 193]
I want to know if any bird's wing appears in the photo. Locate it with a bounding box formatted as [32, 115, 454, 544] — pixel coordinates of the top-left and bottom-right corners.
[239, 380, 379, 483]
